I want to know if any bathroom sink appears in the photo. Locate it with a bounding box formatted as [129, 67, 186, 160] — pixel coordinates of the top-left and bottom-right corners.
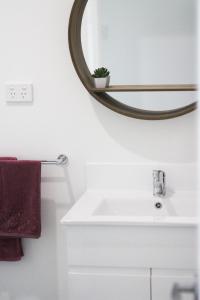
[61, 164, 197, 271]
[61, 189, 197, 270]
[61, 190, 197, 226]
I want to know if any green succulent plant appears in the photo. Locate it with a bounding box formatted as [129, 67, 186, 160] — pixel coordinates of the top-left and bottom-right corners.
[92, 67, 110, 78]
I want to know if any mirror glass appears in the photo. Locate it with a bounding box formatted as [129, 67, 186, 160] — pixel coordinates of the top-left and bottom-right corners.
[81, 0, 197, 111]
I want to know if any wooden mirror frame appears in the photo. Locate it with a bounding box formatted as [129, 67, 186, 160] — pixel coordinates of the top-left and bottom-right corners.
[69, 0, 197, 120]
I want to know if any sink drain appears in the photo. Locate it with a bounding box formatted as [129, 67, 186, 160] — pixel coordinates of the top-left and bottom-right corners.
[155, 202, 162, 209]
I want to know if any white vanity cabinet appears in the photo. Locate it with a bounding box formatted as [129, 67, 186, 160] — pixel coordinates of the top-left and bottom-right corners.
[67, 268, 197, 300]
[68, 269, 150, 300]
[63, 224, 197, 300]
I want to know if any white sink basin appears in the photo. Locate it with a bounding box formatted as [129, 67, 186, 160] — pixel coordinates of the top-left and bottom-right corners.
[61, 190, 197, 226]
[94, 196, 195, 218]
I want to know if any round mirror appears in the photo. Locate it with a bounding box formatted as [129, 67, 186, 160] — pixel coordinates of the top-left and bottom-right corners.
[69, 0, 198, 120]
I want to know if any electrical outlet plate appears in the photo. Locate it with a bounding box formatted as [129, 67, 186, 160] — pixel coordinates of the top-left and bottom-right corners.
[5, 83, 33, 103]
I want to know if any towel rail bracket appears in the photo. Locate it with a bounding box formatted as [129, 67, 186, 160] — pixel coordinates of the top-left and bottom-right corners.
[41, 154, 68, 165]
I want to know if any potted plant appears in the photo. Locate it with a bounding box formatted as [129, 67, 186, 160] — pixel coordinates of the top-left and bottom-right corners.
[92, 67, 110, 88]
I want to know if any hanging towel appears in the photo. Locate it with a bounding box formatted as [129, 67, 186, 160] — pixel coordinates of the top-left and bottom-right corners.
[0, 160, 41, 239]
[0, 238, 23, 261]
[0, 158, 23, 261]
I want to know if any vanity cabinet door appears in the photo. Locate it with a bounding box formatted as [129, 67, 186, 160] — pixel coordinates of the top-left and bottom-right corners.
[151, 270, 197, 300]
[68, 268, 150, 300]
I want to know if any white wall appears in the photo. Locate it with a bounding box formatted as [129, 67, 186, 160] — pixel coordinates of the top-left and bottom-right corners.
[0, 0, 197, 299]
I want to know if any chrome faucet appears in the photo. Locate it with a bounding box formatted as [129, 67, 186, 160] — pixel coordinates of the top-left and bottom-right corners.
[153, 170, 166, 197]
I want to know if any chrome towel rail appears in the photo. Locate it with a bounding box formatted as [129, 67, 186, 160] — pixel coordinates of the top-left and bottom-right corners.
[41, 154, 68, 165]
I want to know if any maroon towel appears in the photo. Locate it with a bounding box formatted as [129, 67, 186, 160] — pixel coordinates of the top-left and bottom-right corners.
[0, 159, 41, 261]
[0, 238, 23, 261]
[0, 160, 41, 238]
[0, 158, 23, 261]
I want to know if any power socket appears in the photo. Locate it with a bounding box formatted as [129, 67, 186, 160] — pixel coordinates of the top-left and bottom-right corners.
[5, 83, 33, 103]
[5, 85, 17, 102]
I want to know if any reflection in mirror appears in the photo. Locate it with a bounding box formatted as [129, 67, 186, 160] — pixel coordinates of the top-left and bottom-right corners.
[105, 92, 197, 111]
[81, 0, 197, 111]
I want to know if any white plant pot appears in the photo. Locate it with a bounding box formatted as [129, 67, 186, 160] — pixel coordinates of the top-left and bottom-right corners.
[94, 76, 110, 88]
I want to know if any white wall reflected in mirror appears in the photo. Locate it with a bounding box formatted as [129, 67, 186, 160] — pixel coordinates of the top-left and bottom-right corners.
[82, 0, 198, 111]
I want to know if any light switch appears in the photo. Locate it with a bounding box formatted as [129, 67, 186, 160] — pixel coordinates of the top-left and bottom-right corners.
[5, 83, 33, 103]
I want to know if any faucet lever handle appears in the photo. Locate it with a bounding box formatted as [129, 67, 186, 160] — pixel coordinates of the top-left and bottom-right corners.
[153, 170, 165, 178]
[153, 170, 166, 197]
